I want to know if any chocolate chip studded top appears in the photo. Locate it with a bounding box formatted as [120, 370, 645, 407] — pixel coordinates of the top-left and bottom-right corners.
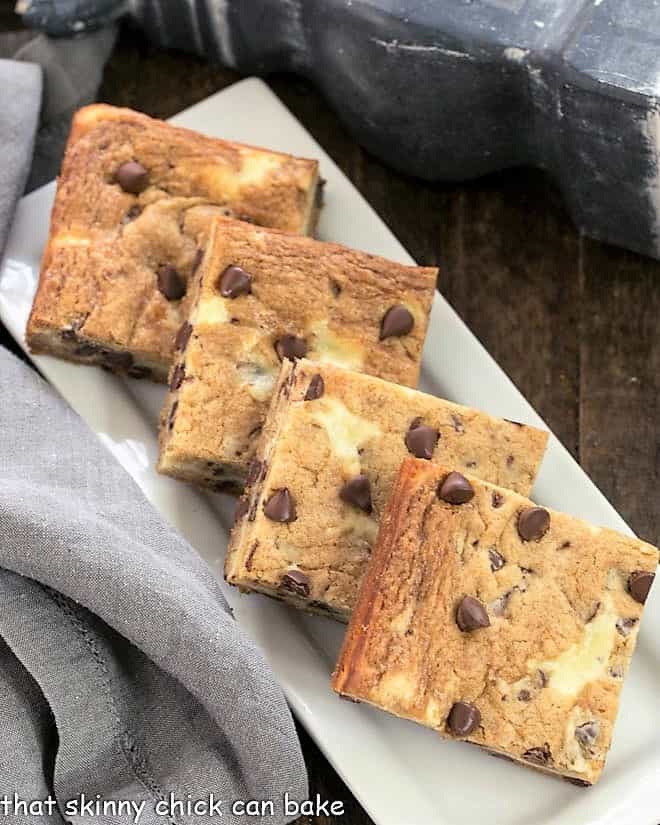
[380, 304, 414, 340]
[405, 420, 439, 460]
[438, 471, 474, 504]
[331, 458, 658, 786]
[116, 160, 149, 194]
[263, 488, 296, 523]
[157, 265, 186, 301]
[517, 507, 551, 542]
[217, 265, 252, 298]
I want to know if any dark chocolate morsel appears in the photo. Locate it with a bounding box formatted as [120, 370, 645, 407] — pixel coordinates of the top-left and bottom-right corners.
[174, 321, 193, 351]
[489, 547, 505, 571]
[169, 363, 186, 391]
[218, 265, 252, 298]
[447, 702, 481, 736]
[379, 304, 414, 340]
[167, 400, 178, 430]
[274, 335, 308, 361]
[492, 491, 504, 508]
[438, 471, 474, 505]
[304, 374, 325, 401]
[405, 422, 439, 460]
[575, 722, 599, 748]
[263, 488, 296, 522]
[157, 264, 186, 300]
[234, 498, 249, 524]
[522, 745, 552, 766]
[628, 570, 654, 604]
[456, 595, 490, 632]
[518, 689, 531, 702]
[517, 507, 551, 542]
[191, 247, 204, 274]
[339, 474, 373, 514]
[280, 569, 311, 598]
[246, 459, 263, 485]
[116, 161, 149, 194]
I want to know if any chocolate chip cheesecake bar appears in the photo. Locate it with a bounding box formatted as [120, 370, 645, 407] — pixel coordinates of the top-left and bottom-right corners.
[157, 220, 438, 489]
[27, 104, 321, 381]
[332, 458, 658, 785]
[225, 359, 548, 620]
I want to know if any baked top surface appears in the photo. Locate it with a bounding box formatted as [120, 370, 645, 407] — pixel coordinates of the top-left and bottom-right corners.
[27, 104, 320, 367]
[332, 458, 658, 783]
[159, 218, 438, 480]
[225, 359, 548, 617]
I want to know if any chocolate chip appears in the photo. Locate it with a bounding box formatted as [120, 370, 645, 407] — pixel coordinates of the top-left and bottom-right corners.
[456, 595, 490, 632]
[616, 617, 637, 637]
[379, 305, 414, 340]
[565, 777, 591, 787]
[167, 400, 178, 430]
[329, 278, 342, 297]
[191, 247, 204, 274]
[339, 475, 372, 514]
[169, 363, 186, 391]
[438, 472, 474, 505]
[127, 365, 152, 379]
[280, 569, 311, 598]
[489, 548, 505, 571]
[304, 374, 325, 401]
[492, 491, 504, 509]
[234, 498, 249, 524]
[575, 722, 599, 748]
[218, 265, 252, 298]
[275, 335, 307, 362]
[447, 702, 481, 736]
[116, 161, 149, 194]
[522, 745, 552, 766]
[157, 265, 186, 301]
[518, 689, 531, 702]
[102, 350, 134, 371]
[628, 570, 654, 604]
[174, 321, 192, 351]
[246, 459, 263, 485]
[405, 422, 439, 460]
[122, 204, 142, 224]
[517, 507, 550, 542]
[263, 488, 296, 522]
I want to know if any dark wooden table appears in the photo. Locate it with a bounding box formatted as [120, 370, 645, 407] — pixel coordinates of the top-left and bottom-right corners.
[2, 19, 659, 825]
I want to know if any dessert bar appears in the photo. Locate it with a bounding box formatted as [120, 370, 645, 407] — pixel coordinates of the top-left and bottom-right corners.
[332, 458, 658, 784]
[225, 360, 548, 620]
[27, 104, 321, 380]
[158, 220, 438, 488]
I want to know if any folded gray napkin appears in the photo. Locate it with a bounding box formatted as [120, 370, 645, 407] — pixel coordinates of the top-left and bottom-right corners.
[0, 346, 308, 824]
[0, 32, 307, 825]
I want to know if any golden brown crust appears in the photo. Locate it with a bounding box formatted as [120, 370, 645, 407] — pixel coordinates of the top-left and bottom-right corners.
[223, 359, 548, 620]
[158, 218, 439, 485]
[27, 104, 320, 379]
[332, 458, 658, 784]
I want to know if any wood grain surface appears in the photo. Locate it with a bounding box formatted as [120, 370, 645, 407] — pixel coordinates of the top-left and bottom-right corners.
[2, 18, 659, 825]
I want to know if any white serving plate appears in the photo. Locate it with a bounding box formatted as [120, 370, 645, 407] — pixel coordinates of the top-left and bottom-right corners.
[1, 78, 658, 825]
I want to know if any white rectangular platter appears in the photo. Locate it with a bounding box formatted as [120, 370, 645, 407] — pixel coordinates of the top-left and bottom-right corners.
[1, 78, 658, 825]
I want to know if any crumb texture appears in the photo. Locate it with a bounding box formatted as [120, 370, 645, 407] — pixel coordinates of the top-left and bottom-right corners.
[333, 458, 658, 784]
[159, 221, 438, 484]
[27, 104, 319, 375]
[224, 360, 548, 620]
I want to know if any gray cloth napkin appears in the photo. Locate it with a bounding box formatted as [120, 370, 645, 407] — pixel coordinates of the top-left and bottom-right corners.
[0, 30, 308, 825]
[0, 346, 308, 824]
